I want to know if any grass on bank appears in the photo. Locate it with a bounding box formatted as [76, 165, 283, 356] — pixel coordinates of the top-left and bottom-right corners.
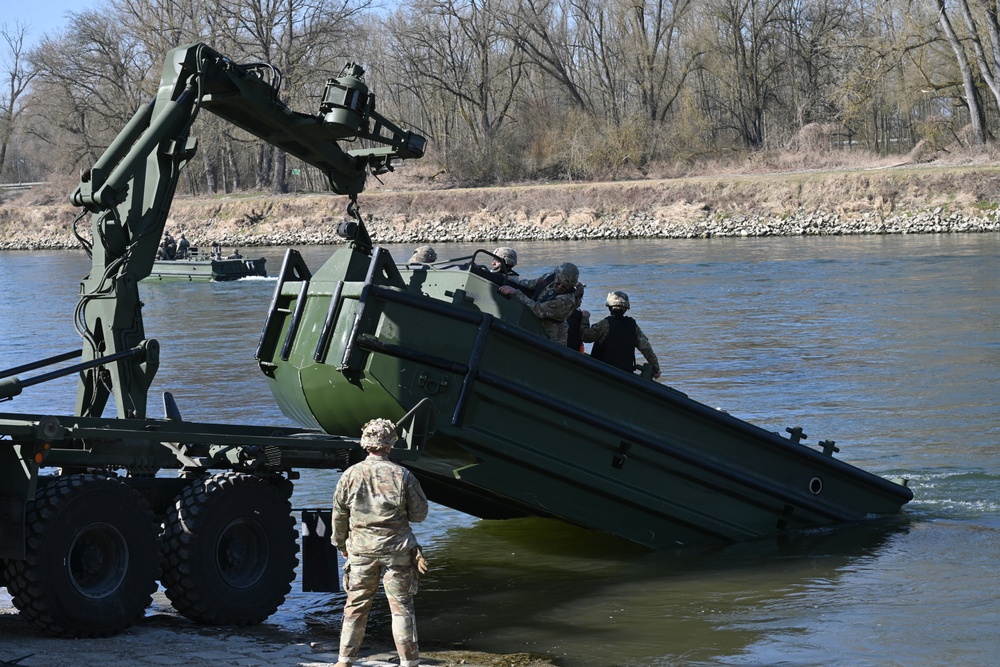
[2, 144, 1000, 250]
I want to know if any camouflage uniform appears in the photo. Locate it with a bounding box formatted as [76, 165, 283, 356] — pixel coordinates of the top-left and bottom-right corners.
[509, 264, 580, 345]
[177, 234, 190, 259]
[332, 419, 429, 667]
[580, 313, 660, 374]
[162, 232, 177, 260]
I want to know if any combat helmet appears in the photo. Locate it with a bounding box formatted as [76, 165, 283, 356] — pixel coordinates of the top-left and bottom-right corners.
[492, 246, 517, 268]
[606, 290, 630, 310]
[408, 245, 437, 264]
[554, 262, 579, 287]
[360, 418, 397, 451]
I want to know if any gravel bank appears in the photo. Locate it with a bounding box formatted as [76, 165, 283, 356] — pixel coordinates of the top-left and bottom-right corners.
[4, 166, 1000, 251]
[1, 204, 998, 252]
[356, 207, 1000, 245]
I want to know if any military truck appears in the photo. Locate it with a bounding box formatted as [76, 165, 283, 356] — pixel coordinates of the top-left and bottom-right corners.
[0, 41, 912, 640]
[0, 42, 427, 638]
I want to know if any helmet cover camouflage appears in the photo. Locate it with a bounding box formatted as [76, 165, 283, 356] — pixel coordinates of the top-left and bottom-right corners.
[360, 418, 397, 451]
[408, 245, 437, 264]
[606, 290, 630, 310]
[492, 246, 517, 267]
[555, 262, 579, 287]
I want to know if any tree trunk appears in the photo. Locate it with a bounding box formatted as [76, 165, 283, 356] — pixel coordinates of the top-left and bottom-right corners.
[936, 0, 987, 145]
[272, 149, 287, 194]
[202, 151, 218, 194]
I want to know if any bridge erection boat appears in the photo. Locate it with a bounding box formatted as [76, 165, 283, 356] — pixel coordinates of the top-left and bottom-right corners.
[148, 248, 267, 282]
[255, 226, 912, 549]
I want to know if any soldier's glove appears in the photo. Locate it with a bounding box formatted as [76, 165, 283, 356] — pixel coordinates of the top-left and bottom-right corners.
[413, 546, 430, 575]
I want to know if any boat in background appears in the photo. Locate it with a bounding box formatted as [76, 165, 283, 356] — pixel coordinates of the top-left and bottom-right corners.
[147, 245, 267, 282]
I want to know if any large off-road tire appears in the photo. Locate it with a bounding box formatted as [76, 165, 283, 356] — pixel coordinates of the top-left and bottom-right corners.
[161, 472, 298, 625]
[2, 474, 159, 637]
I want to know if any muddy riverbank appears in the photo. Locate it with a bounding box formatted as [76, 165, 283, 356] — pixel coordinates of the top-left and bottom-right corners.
[0, 593, 557, 667]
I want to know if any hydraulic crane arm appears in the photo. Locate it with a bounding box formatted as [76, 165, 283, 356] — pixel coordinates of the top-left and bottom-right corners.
[68, 42, 425, 420]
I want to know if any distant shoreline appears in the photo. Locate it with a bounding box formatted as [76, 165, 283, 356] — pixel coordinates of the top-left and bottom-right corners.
[3, 166, 1000, 251]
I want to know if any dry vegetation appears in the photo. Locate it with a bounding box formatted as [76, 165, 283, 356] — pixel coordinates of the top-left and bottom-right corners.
[2, 150, 1000, 250]
[5, 0, 1000, 204]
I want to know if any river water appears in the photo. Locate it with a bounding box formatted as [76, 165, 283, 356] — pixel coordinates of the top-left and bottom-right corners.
[1, 234, 998, 666]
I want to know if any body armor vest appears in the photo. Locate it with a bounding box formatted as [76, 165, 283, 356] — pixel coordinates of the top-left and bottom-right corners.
[591, 315, 638, 372]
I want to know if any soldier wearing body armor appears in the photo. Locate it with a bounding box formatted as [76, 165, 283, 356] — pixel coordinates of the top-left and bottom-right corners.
[581, 291, 661, 379]
[490, 246, 518, 276]
[332, 418, 429, 667]
[162, 231, 177, 260]
[498, 262, 581, 345]
[177, 233, 190, 259]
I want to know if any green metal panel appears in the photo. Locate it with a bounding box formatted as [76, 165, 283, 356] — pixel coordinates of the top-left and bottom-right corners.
[257, 243, 913, 549]
[0, 442, 33, 559]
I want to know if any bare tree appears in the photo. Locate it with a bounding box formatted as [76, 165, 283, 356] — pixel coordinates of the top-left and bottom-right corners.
[951, 0, 1000, 128]
[28, 16, 155, 174]
[507, 0, 594, 112]
[213, 0, 375, 192]
[622, 0, 700, 122]
[358, 12, 444, 159]
[387, 0, 524, 179]
[0, 22, 38, 181]
[111, 0, 219, 55]
[701, 0, 786, 149]
[12, 0, 990, 185]
[778, 0, 851, 129]
[933, 0, 987, 144]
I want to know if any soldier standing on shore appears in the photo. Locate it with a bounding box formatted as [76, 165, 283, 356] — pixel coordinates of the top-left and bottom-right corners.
[332, 418, 429, 667]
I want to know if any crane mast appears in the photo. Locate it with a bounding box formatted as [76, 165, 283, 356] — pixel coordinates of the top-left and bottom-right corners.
[68, 43, 424, 419]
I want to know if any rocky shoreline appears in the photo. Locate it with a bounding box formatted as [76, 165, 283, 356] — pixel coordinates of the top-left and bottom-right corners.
[2, 205, 999, 253]
[4, 166, 1000, 251]
[353, 207, 1000, 246]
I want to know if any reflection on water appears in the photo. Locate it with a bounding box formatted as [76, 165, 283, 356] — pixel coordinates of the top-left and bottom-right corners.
[1, 234, 999, 665]
[289, 514, 913, 666]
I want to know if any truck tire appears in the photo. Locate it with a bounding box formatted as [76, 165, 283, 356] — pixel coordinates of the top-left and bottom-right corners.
[161, 472, 298, 625]
[2, 474, 159, 637]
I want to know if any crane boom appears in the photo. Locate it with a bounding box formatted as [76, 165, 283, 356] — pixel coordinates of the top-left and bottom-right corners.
[68, 42, 425, 419]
